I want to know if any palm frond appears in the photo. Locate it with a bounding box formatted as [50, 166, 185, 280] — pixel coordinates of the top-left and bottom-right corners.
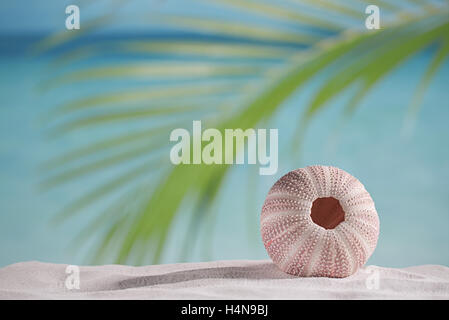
[306, 18, 448, 118]
[39, 0, 449, 265]
[211, 0, 344, 30]
[408, 35, 449, 117]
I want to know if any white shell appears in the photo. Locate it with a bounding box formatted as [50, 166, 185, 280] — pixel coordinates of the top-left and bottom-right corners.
[261, 165, 379, 278]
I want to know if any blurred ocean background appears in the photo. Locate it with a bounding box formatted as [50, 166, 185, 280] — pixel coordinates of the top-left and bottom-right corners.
[0, 0, 448, 268]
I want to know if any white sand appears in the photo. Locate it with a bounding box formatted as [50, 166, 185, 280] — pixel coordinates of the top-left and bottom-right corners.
[0, 260, 448, 299]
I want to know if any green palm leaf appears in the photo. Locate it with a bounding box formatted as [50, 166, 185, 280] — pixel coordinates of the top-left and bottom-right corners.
[39, 0, 449, 265]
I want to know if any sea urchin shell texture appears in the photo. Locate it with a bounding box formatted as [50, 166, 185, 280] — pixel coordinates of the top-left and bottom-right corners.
[261, 165, 379, 278]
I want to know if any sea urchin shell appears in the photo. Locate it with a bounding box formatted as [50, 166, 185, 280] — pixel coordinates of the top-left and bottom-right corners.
[261, 165, 379, 278]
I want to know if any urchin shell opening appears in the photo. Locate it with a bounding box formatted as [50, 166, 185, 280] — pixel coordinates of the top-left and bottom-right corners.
[310, 197, 345, 230]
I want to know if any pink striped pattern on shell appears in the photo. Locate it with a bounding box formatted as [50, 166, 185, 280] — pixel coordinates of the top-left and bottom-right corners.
[261, 165, 379, 278]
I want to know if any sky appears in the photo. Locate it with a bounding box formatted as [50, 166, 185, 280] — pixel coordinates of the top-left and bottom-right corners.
[0, 0, 448, 268]
[0, 1, 234, 34]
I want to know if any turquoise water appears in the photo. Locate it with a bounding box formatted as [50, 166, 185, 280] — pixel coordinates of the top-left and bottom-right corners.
[0, 36, 448, 268]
